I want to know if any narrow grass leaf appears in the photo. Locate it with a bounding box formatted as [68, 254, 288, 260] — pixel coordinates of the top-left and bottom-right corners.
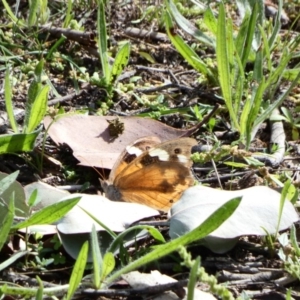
[97, 0, 110, 80]
[167, 0, 215, 47]
[27, 189, 39, 207]
[106, 197, 241, 285]
[203, 6, 217, 35]
[63, 0, 73, 28]
[0, 194, 14, 251]
[290, 225, 300, 256]
[12, 196, 81, 230]
[246, 78, 264, 146]
[216, 2, 237, 129]
[276, 180, 291, 236]
[240, 2, 257, 68]
[164, 11, 213, 79]
[66, 241, 89, 300]
[255, 70, 300, 126]
[25, 85, 49, 133]
[28, 0, 39, 26]
[187, 256, 200, 300]
[79, 206, 117, 238]
[0, 171, 19, 195]
[110, 42, 130, 84]
[4, 70, 18, 133]
[268, 0, 282, 49]
[35, 276, 43, 300]
[1, 0, 23, 24]
[235, 11, 250, 60]
[0, 250, 29, 272]
[108, 225, 165, 254]
[91, 225, 102, 289]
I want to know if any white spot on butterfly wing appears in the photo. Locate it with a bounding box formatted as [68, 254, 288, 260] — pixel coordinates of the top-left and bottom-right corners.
[177, 155, 188, 163]
[149, 148, 169, 161]
[126, 146, 143, 156]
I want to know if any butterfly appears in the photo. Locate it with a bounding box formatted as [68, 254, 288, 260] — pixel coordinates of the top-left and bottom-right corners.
[101, 136, 197, 211]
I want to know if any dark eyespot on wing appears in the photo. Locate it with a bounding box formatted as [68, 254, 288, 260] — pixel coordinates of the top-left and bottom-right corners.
[123, 153, 138, 164]
[174, 148, 182, 154]
[140, 154, 159, 166]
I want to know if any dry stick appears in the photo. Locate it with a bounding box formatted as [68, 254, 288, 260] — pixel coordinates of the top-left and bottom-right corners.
[82, 279, 188, 297]
[48, 83, 90, 106]
[39, 26, 96, 47]
[124, 27, 168, 42]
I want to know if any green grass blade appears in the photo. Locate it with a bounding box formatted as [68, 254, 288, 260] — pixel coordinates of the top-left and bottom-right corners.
[28, 0, 39, 26]
[216, 2, 238, 129]
[97, 0, 110, 81]
[164, 11, 214, 81]
[106, 197, 242, 285]
[35, 276, 43, 300]
[12, 196, 81, 230]
[0, 171, 19, 195]
[254, 71, 300, 126]
[0, 194, 14, 251]
[187, 256, 200, 300]
[167, 0, 215, 47]
[63, 0, 73, 28]
[108, 225, 166, 254]
[24, 85, 49, 133]
[110, 42, 130, 84]
[66, 241, 88, 300]
[240, 2, 258, 68]
[91, 225, 102, 289]
[4, 69, 18, 133]
[203, 6, 217, 35]
[0, 251, 28, 272]
[1, 0, 23, 24]
[268, 0, 282, 49]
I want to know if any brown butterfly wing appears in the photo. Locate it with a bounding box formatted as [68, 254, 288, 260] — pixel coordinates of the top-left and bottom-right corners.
[114, 138, 197, 211]
[108, 136, 161, 180]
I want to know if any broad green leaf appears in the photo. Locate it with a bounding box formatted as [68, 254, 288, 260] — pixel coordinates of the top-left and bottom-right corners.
[4, 70, 18, 133]
[0, 127, 41, 154]
[100, 252, 115, 282]
[105, 197, 241, 285]
[110, 42, 130, 84]
[66, 241, 88, 300]
[12, 196, 81, 230]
